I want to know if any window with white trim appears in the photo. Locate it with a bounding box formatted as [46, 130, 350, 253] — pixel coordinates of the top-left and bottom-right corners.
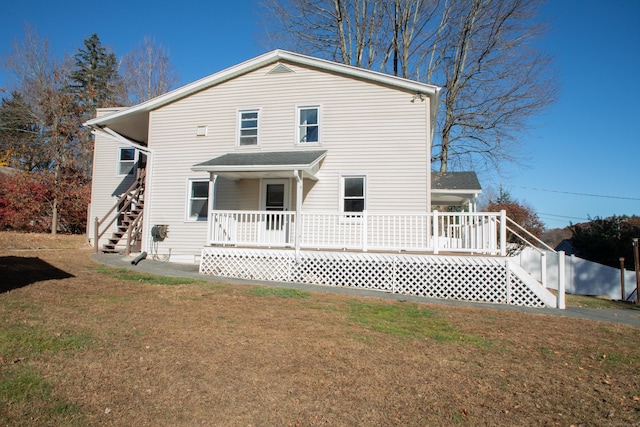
[342, 175, 366, 214]
[238, 110, 259, 146]
[118, 147, 135, 175]
[297, 106, 319, 143]
[187, 180, 209, 221]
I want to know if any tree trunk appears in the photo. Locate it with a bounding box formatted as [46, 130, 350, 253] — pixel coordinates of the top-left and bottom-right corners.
[51, 162, 59, 235]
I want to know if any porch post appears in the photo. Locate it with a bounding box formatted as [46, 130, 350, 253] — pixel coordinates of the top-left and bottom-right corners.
[499, 210, 507, 256]
[294, 170, 303, 260]
[208, 174, 217, 245]
[541, 251, 547, 288]
[433, 210, 439, 254]
[557, 251, 566, 309]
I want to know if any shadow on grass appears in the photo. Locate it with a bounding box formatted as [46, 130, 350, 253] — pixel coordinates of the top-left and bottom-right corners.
[0, 256, 74, 293]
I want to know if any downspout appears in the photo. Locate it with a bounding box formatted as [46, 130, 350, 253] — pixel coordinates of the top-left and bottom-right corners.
[427, 88, 442, 212]
[294, 170, 303, 262]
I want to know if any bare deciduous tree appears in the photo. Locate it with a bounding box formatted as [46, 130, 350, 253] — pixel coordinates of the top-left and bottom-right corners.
[3, 26, 83, 234]
[426, 0, 557, 172]
[121, 36, 179, 105]
[259, 0, 557, 174]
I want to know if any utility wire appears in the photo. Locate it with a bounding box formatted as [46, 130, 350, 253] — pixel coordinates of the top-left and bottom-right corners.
[511, 186, 640, 201]
[538, 212, 588, 221]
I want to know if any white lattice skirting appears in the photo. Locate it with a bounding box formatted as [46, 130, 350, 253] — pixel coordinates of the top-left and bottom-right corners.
[199, 248, 557, 308]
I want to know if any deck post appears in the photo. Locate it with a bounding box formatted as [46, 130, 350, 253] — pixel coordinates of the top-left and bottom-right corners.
[362, 210, 368, 252]
[557, 251, 566, 309]
[433, 210, 439, 254]
[499, 210, 507, 256]
[541, 252, 547, 288]
[294, 171, 303, 261]
[94, 217, 99, 254]
[505, 259, 511, 304]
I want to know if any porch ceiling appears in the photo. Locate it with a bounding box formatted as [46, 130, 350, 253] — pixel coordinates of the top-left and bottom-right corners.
[191, 150, 327, 180]
[431, 191, 481, 205]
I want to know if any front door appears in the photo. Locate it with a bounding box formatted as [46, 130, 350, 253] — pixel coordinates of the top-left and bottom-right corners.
[260, 179, 290, 245]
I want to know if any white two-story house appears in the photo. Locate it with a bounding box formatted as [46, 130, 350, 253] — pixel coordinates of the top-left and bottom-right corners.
[86, 50, 558, 308]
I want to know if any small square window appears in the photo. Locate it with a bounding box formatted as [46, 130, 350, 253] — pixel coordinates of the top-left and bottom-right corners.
[298, 106, 319, 143]
[239, 110, 259, 146]
[118, 147, 135, 175]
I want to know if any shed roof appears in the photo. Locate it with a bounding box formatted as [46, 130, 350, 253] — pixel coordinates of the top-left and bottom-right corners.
[192, 150, 327, 180]
[430, 171, 482, 207]
[431, 172, 482, 191]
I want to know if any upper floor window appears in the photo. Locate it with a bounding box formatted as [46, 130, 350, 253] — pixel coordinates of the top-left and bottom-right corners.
[297, 106, 319, 144]
[238, 110, 259, 146]
[342, 175, 366, 214]
[118, 147, 135, 176]
[187, 180, 209, 221]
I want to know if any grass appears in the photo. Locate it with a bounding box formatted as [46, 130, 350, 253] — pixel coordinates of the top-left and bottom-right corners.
[0, 325, 94, 360]
[1, 232, 639, 425]
[0, 321, 90, 426]
[565, 293, 637, 309]
[95, 265, 207, 286]
[0, 365, 84, 426]
[346, 300, 489, 345]
[249, 286, 312, 299]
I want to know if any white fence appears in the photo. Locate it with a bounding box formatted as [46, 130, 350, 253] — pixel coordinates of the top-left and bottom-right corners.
[514, 248, 637, 300]
[207, 210, 504, 255]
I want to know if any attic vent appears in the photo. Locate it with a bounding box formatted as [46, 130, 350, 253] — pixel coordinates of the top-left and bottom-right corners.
[267, 63, 294, 75]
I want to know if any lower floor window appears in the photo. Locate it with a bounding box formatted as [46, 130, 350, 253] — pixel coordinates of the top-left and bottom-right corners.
[342, 175, 366, 213]
[188, 180, 209, 221]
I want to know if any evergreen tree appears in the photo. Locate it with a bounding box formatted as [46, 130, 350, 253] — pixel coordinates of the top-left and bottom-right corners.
[571, 216, 640, 270]
[69, 33, 123, 113]
[69, 33, 124, 177]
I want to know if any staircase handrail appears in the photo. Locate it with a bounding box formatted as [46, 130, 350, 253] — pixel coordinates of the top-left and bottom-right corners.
[94, 169, 146, 253]
[125, 207, 145, 255]
[503, 216, 556, 254]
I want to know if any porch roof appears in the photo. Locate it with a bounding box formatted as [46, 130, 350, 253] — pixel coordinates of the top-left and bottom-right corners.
[191, 150, 327, 180]
[431, 172, 482, 206]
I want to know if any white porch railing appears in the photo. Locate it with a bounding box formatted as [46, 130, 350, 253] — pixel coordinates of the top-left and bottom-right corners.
[208, 210, 507, 255]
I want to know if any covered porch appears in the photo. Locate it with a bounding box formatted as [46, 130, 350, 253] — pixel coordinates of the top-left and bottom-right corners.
[192, 150, 505, 256]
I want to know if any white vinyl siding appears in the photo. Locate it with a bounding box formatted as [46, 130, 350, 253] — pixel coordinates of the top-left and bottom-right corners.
[238, 109, 259, 146]
[139, 61, 430, 261]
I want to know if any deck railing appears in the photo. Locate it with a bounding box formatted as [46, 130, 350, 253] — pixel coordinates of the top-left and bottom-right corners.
[208, 210, 506, 255]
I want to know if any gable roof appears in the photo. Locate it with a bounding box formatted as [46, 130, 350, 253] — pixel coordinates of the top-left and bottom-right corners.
[85, 49, 440, 143]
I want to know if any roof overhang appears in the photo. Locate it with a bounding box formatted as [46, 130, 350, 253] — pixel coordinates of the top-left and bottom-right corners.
[192, 150, 327, 181]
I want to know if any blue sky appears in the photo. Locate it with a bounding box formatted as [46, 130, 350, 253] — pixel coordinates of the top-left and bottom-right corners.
[1, 0, 638, 229]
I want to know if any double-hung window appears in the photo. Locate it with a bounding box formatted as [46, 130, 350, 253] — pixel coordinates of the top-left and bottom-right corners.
[342, 175, 366, 214]
[238, 110, 259, 146]
[187, 180, 209, 221]
[118, 147, 136, 175]
[297, 106, 319, 144]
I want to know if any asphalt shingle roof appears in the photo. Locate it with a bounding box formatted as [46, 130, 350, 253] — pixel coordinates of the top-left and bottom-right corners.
[431, 172, 481, 191]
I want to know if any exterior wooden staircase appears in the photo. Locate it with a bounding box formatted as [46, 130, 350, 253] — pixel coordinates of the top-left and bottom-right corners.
[94, 168, 146, 255]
